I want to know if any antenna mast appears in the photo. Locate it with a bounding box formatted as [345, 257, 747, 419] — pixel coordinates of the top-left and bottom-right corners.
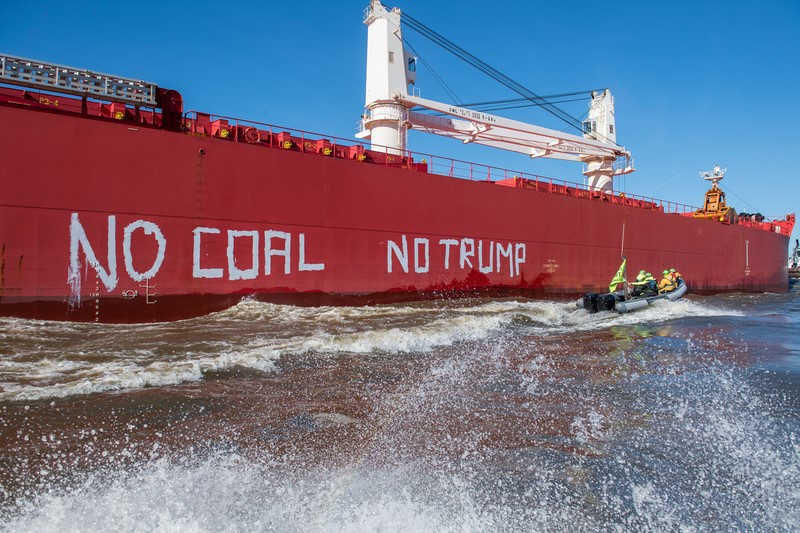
[694, 164, 733, 222]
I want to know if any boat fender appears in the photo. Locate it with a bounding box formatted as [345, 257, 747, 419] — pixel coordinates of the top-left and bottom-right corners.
[616, 299, 649, 313]
[665, 282, 688, 301]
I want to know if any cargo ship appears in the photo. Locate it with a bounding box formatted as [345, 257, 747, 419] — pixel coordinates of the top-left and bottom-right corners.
[0, 1, 794, 323]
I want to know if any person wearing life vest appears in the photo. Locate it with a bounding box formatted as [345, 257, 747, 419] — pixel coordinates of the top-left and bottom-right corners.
[643, 272, 658, 296]
[659, 269, 676, 293]
[630, 270, 648, 297]
[669, 268, 682, 286]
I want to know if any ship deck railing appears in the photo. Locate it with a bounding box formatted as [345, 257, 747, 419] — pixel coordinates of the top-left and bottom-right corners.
[185, 111, 701, 217]
[3, 79, 793, 232]
[0, 81, 703, 217]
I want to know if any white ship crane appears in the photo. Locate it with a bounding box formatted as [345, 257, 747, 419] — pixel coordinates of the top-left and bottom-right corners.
[356, 0, 634, 192]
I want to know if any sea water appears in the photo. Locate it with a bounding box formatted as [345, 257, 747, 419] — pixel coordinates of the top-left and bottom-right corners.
[1, 288, 798, 531]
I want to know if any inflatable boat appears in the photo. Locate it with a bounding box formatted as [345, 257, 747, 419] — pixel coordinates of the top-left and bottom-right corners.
[577, 280, 688, 314]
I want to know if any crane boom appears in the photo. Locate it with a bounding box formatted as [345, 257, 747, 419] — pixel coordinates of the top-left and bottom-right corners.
[357, 0, 634, 191]
[399, 94, 629, 162]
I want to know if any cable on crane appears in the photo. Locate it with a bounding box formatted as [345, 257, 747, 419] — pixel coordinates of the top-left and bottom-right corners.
[455, 90, 603, 109]
[403, 12, 584, 133]
[722, 185, 762, 215]
[416, 96, 593, 117]
[403, 38, 463, 106]
[402, 12, 622, 147]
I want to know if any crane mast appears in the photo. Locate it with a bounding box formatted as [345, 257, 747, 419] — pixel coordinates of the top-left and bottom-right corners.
[357, 0, 634, 191]
[359, 0, 415, 155]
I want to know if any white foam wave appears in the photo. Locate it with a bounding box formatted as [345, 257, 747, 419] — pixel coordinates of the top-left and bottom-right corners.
[211, 299, 445, 325]
[292, 312, 507, 355]
[526, 297, 743, 334]
[0, 342, 280, 402]
[200, 296, 743, 339]
[5, 397, 795, 533]
[1, 454, 492, 533]
[0, 297, 744, 402]
[5, 448, 616, 533]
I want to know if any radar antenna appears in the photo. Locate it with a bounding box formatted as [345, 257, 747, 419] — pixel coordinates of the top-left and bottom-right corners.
[699, 164, 726, 189]
[693, 164, 732, 223]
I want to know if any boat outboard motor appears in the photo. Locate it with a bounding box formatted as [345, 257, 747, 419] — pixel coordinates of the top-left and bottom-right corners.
[582, 293, 598, 313]
[596, 293, 617, 311]
[581, 292, 616, 313]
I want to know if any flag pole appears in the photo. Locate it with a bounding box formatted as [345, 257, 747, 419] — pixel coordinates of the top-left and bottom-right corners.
[609, 219, 630, 295]
[621, 221, 628, 298]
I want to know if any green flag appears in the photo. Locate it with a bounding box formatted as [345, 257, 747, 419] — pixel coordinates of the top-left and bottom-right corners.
[608, 258, 627, 293]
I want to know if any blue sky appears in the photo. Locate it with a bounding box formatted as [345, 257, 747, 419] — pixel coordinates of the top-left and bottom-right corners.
[3, 0, 798, 246]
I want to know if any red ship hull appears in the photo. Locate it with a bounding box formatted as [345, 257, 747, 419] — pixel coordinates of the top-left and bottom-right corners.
[0, 98, 793, 323]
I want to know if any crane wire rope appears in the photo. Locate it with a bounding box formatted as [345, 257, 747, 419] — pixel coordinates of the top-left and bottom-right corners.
[402, 38, 464, 106]
[721, 184, 762, 215]
[403, 12, 620, 147]
[403, 13, 583, 131]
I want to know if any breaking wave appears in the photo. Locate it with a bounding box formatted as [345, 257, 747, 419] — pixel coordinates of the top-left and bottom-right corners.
[0, 297, 741, 402]
[3, 344, 797, 532]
